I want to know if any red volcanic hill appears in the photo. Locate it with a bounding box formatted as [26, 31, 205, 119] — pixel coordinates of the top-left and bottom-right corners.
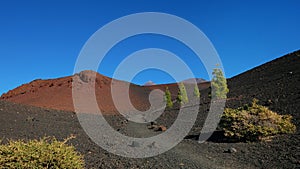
[0, 70, 152, 114]
[0, 69, 211, 114]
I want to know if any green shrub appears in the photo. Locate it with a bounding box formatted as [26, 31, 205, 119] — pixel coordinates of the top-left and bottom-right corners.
[0, 136, 84, 169]
[220, 99, 296, 141]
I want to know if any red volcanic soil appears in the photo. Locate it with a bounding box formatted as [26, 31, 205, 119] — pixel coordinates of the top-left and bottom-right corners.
[0, 71, 152, 114]
[1, 76, 74, 111]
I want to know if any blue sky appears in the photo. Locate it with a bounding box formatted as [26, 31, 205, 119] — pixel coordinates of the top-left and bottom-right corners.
[0, 0, 299, 95]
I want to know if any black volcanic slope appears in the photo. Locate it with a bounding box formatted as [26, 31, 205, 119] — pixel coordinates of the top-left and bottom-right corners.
[0, 50, 299, 168]
[227, 50, 300, 126]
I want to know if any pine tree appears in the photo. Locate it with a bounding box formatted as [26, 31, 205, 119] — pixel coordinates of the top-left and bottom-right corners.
[176, 89, 183, 104]
[164, 87, 173, 108]
[211, 68, 229, 99]
[193, 84, 200, 98]
[177, 82, 188, 104]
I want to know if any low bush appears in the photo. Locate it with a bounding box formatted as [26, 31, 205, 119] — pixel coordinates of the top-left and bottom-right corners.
[220, 99, 296, 142]
[0, 136, 84, 169]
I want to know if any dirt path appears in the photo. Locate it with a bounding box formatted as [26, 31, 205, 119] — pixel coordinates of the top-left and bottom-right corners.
[125, 121, 156, 138]
[123, 120, 257, 169]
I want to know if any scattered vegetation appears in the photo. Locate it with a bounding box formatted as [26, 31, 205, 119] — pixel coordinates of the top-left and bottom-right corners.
[0, 136, 84, 169]
[193, 84, 200, 98]
[164, 87, 173, 108]
[176, 82, 188, 105]
[219, 99, 296, 142]
[211, 68, 229, 99]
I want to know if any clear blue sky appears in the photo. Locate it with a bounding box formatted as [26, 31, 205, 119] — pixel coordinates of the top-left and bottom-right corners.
[0, 0, 299, 95]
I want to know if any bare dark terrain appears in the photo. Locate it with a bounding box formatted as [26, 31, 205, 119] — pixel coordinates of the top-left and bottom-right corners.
[0, 50, 299, 168]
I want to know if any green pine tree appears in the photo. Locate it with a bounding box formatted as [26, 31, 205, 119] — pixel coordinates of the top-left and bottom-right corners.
[211, 68, 229, 99]
[193, 84, 200, 98]
[164, 87, 173, 108]
[176, 89, 182, 104]
[177, 82, 188, 104]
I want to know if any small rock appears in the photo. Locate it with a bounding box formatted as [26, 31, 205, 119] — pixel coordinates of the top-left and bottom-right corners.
[154, 125, 167, 132]
[150, 121, 157, 125]
[225, 147, 237, 153]
[121, 120, 127, 125]
[26, 116, 35, 122]
[148, 124, 158, 130]
[129, 141, 140, 147]
[230, 147, 237, 153]
[148, 141, 158, 148]
[179, 162, 184, 166]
